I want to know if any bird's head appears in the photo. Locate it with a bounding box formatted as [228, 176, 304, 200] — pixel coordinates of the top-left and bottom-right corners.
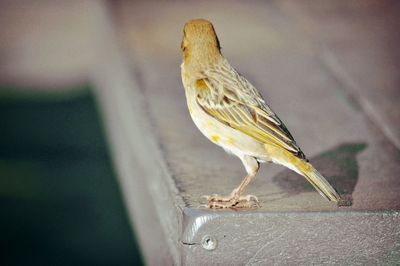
[181, 19, 221, 65]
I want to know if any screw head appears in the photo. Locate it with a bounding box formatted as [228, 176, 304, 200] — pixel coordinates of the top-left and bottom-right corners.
[201, 235, 217, 250]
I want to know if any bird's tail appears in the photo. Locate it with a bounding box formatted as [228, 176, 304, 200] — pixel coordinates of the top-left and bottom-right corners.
[276, 154, 341, 202]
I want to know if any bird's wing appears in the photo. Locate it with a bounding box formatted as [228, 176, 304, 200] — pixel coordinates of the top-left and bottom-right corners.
[195, 63, 306, 159]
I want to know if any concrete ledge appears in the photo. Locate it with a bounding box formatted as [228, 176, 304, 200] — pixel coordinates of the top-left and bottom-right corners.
[181, 209, 400, 264]
[96, 1, 400, 264]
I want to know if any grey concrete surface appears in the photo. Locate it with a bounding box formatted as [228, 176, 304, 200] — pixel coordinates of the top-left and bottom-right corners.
[110, 0, 400, 264]
[278, 0, 400, 150]
[87, 3, 179, 265]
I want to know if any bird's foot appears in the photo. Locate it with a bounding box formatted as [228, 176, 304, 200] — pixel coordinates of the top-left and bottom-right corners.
[202, 194, 260, 209]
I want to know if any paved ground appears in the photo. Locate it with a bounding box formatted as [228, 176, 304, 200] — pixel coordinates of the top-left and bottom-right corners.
[113, 0, 400, 211]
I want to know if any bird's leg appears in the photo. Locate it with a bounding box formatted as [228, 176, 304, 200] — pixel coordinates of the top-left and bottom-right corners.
[205, 156, 260, 209]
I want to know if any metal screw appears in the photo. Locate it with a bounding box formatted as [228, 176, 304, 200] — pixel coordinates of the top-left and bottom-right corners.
[201, 235, 217, 250]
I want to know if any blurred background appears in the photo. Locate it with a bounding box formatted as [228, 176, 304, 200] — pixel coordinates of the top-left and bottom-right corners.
[0, 0, 399, 265]
[0, 1, 143, 265]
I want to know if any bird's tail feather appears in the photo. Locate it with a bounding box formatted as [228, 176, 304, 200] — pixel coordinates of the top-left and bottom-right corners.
[293, 158, 340, 202]
[274, 154, 341, 202]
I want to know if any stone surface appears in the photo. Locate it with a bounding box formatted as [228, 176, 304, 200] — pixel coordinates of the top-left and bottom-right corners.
[109, 0, 400, 264]
[277, 0, 400, 150]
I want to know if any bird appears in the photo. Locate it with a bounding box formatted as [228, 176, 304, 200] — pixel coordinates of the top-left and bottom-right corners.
[180, 18, 341, 208]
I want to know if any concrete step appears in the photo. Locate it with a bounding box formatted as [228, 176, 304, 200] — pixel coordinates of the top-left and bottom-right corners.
[98, 0, 400, 264]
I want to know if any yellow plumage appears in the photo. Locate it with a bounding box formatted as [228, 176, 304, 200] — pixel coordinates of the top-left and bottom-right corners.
[181, 19, 340, 208]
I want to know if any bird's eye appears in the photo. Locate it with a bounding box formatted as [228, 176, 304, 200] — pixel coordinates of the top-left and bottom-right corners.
[181, 40, 186, 52]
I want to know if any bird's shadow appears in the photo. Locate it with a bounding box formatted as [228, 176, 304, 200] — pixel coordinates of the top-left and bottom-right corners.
[272, 142, 367, 206]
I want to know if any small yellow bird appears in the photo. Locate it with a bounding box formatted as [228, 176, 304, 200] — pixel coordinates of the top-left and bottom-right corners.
[180, 19, 341, 208]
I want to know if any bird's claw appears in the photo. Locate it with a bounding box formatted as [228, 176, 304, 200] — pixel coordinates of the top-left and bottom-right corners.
[201, 194, 260, 209]
[202, 194, 232, 202]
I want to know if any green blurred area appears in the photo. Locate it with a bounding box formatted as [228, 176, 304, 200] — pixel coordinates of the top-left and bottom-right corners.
[0, 86, 143, 266]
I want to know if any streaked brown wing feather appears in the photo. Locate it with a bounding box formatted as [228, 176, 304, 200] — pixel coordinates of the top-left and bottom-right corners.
[196, 62, 306, 159]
